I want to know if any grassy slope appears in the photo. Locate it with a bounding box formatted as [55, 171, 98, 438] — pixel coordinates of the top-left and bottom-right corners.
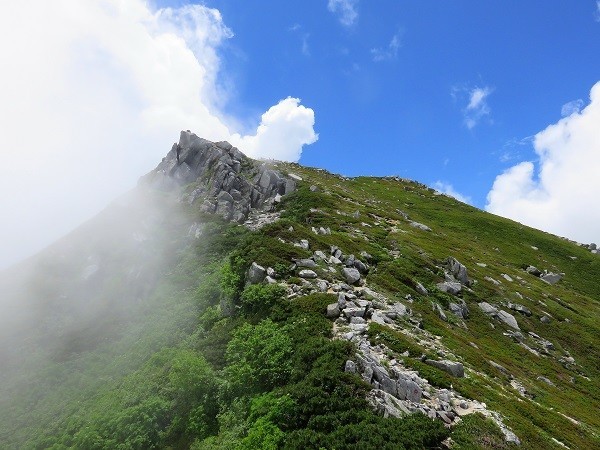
[274, 162, 600, 449]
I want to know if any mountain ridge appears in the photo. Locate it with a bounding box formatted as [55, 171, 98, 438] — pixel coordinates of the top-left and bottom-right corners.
[1, 133, 599, 449]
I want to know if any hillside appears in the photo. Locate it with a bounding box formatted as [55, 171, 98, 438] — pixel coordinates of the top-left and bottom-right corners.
[1, 132, 599, 449]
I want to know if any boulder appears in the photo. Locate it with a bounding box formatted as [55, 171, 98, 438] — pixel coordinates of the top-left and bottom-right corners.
[497, 310, 520, 330]
[425, 359, 465, 377]
[478, 302, 498, 315]
[295, 258, 318, 268]
[344, 360, 357, 373]
[446, 257, 469, 285]
[246, 262, 266, 284]
[540, 315, 551, 324]
[415, 282, 428, 295]
[541, 272, 562, 285]
[299, 269, 318, 279]
[342, 267, 361, 285]
[434, 303, 447, 321]
[342, 307, 366, 318]
[508, 302, 532, 316]
[526, 265, 542, 277]
[409, 221, 431, 232]
[354, 259, 369, 274]
[437, 281, 462, 295]
[449, 300, 469, 319]
[326, 303, 340, 318]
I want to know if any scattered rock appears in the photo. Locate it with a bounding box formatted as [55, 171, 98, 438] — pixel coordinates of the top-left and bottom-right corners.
[446, 257, 470, 285]
[526, 265, 542, 277]
[449, 300, 469, 319]
[424, 359, 465, 377]
[345, 360, 357, 373]
[246, 262, 266, 284]
[540, 315, 551, 324]
[415, 282, 429, 295]
[496, 310, 520, 330]
[299, 239, 310, 250]
[433, 303, 447, 321]
[299, 269, 318, 279]
[437, 281, 462, 295]
[409, 221, 431, 232]
[342, 267, 362, 285]
[295, 258, 318, 268]
[508, 302, 532, 316]
[541, 272, 562, 285]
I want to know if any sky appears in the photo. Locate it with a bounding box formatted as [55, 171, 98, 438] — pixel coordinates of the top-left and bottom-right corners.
[1, 0, 599, 269]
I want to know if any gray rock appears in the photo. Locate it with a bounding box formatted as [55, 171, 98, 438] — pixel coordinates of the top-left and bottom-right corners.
[541, 272, 562, 285]
[437, 281, 462, 295]
[434, 303, 447, 321]
[409, 221, 431, 232]
[299, 239, 310, 250]
[354, 259, 369, 274]
[415, 282, 428, 295]
[478, 302, 498, 315]
[247, 262, 266, 284]
[449, 300, 469, 319]
[589, 243, 597, 250]
[497, 310, 520, 330]
[488, 360, 510, 375]
[537, 376, 554, 386]
[424, 359, 465, 377]
[345, 360, 357, 373]
[350, 316, 366, 324]
[508, 302, 532, 316]
[405, 380, 422, 402]
[446, 257, 469, 285]
[526, 265, 542, 277]
[540, 315, 551, 324]
[314, 250, 327, 260]
[342, 267, 361, 285]
[344, 254, 356, 267]
[391, 302, 409, 317]
[316, 280, 329, 292]
[295, 258, 318, 268]
[326, 303, 340, 318]
[342, 307, 366, 318]
[299, 269, 318, 279]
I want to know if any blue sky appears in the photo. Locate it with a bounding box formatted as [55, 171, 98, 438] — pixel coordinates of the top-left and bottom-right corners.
[1, 1, 599, 268]
[158, 0, 600, 208]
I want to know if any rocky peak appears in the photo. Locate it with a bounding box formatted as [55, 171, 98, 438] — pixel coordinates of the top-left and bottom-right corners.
[141, 130, 296, 222]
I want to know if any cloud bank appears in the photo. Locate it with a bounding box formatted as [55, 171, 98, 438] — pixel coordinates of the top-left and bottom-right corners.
[486, 81, 600, 244]
[0, 0, 317, 268]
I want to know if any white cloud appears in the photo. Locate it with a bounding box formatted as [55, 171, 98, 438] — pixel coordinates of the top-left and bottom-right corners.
[452, 85, 493, 129]
[433, 182, 472, 204]
[561, 99, 584, 116]
[371, 32, 402, 62]
[327, 0, 359, 27]
[0, 0, 317, 268]
[486, 81, 600, 244]
[230, 98, 318, 161]
[595, 1, 600, 22]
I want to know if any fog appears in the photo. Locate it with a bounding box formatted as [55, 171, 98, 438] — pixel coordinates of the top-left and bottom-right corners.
[0, 1, 316, 269]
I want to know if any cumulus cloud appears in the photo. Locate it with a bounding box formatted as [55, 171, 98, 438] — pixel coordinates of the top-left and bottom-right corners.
[452, 85, 494, 129]
[561, 99, 584, 116]
[230, 97, 318, 161]
[433, 182, 472, 205]
[0, 0, 317, 268]
[486, 81, 600, 243]
[327, 0, 359, 27]
[371, 32, 402, 62]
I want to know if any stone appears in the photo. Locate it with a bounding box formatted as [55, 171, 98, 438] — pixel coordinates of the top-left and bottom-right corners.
[497, 310, 520, 330]
[526, 265, 542, 277]
[436, 281, 462, 295]
[350, 316, 366, 325]
[446, 257, 469, 285]
[415, 282, 428, 295]
[449, 300, 469, 319]
[264, 276, 277, 284]
[434, 303, 447, 321]
[489, 360, 510, 375]
[299, 239, 310, 250]
[508, 302, 532, 316]
[326, 303, 340, 318]
[541, 272, 562, 285]
[342, 267, 361, 285]
[424, 359, 465, 377]
[247, 262, 266, 284]
[391, 302, 409, 317]
[344, 360, 357, 373]
[409, 221, 431, 232]
[344, 254, 356, 267]
[540, 315, 551, 324]
[295, 258, 318, 268]
[314, 250, 327, 260]
[316, 280, 329, 292]
[354, 259, 369, 274]
[299, 269, 317, 279]
[501, 273, 513, 282]
[405, 380, 422, 403]
[478, 302, 498, 315]
[342, 307, 366, 318]
[537, 376, 554, 386]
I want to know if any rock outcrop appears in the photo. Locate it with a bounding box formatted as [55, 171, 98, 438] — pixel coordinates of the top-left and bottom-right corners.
[141, 131, 296, 223]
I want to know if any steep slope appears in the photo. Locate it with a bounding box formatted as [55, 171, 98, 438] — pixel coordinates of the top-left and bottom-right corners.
[1, 133, 598, 449]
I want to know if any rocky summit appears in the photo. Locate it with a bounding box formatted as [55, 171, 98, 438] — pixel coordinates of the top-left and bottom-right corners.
[1, 133, 599, 450]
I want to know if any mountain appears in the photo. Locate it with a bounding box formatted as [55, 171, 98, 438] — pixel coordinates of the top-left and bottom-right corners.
[1, 131, 599, 449]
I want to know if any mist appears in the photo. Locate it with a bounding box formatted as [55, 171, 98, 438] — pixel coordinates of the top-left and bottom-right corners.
[0, 1, 316, 269]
